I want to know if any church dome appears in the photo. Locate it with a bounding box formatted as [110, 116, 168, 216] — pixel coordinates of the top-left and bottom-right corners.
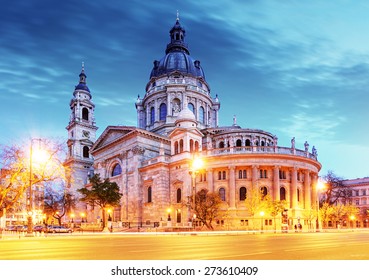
[149, 18, 206, 80]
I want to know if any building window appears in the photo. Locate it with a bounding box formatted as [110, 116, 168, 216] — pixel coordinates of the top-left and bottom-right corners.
[150, 107, 155, 124]
[222, 171, 226, 180]
[279, 170, 286, 179]
[260, 169, 267, 178]
[195, 141, 199, 152]
[297, 188, 300, 202]
[83, 146, 89, 158]
[82, 107, 89, 121]
[219, 188, 226, 201]
[261, 186, 268, 198]
[147, 187, 152, 203]
[188, 103, 195, 114]
[362, 189, 367, 196]
[176, 188, 181, 203]
[240, 187, 247, 201]
[179, 139, 184, 152]
[111, 163, 122, 177]
[280, 187, 286, 200]
[355, 199, 360, 205]
[219, 141, 225, 148]
[236, 139, 242, 147]
[239, 169, 247, 179]
[199, 106, 205, 123]
[159, 103, 167, 121]
[174, 141, 179, 154]
[245, 139, 251, 146]
[190, 139, 194, 152]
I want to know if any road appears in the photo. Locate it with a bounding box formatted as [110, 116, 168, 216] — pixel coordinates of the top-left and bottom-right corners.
[1, 230, 369, 260]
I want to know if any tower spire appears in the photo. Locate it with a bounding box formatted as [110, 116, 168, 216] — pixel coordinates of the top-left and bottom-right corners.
[176, 10, 179, 21]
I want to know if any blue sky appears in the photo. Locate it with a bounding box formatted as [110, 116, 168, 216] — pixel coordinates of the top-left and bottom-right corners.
[0, 0, 368, 179]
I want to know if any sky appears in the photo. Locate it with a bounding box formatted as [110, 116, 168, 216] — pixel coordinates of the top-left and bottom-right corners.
[0, 0, 368, 180]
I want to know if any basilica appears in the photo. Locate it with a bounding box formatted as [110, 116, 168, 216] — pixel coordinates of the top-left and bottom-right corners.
[64, 17, 322, 231]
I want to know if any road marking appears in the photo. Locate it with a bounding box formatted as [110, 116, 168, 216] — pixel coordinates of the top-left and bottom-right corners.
[205, 251, 272, 259]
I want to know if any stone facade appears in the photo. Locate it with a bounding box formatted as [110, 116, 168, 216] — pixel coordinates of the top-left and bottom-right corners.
[67, 18, 322, 231]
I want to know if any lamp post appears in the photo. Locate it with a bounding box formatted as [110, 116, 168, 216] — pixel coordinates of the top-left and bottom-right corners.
[189, 155, 204, 226]
[316, 178, 326, 232]
[26, 138, 44, 237]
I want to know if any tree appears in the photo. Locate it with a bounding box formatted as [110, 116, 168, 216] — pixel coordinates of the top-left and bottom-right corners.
[0, 140, 67, 219]
[244, 186, 271, 230]
[77, 174, 122, 228]
[322, 171, 351, 205]
[43, 185, 76, 225]
[191, 189, 222, 230]
[269, 200, 288, 232]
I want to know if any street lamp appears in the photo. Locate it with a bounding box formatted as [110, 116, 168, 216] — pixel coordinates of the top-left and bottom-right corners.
[316, 178, 326, 232]
[189, 155, 204, 225]
[260, 211, 265, 233]
[26, 138, 47, 237]
[350, 215, 355, 230]
[80, 212, 86, 223]
[167, 208, 172, 221]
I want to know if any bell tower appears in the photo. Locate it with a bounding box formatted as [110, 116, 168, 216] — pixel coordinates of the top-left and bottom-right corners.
[64, 63, 98, 194]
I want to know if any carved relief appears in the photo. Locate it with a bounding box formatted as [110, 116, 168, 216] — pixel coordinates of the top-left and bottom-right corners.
[132, 145, 145, 155]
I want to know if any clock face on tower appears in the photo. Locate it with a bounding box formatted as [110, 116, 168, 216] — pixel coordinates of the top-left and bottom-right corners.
[82, 130, 90, 138]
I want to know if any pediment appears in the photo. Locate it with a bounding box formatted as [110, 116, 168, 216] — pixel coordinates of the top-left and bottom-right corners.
[169, 127, 204, 139]
[91, 126, 137, 152]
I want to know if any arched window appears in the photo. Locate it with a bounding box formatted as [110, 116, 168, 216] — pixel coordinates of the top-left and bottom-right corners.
[246, 139, 251, 146]
[280, 187, 286, 201]
[261, 186, 268, 199]
[297, 188, 300, 202]
[147, 187, 152, 203]
[176, 188, 182, 203]
[236, 139, 242, 147]
[219, 141, 224, 148]
[190, 139, 194, 152]
[199, 106, 205, 123]
[188, 103, 195, 114]
[195, 141, 199, 152]
[150, 107, 155, 124]
[174, 141, 179, 154]
[222, 171, 226, 180]
[159, 103, 167, 121]
[240, 187, 247, 201]
[239, 170, 243, 179]
[111, 163, 122, 177]
[243, 170, 247, 179]
[179, 139, 184, 152]
[219, 188, 226, 201]
[82, 107, 89, 121]
[218, 171, 222, 180]
[261, 141, 265, 146]
[83, 146, 89, 158]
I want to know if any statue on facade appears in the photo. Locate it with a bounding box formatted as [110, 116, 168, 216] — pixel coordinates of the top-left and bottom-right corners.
[291, 137, 295, 149]
[312, 146, 317, 157]
[304, 141, 309, 152]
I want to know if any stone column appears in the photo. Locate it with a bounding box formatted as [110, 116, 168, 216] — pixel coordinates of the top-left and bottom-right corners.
[252, 165, 258, 187]
[311, 173, 318, 208]
[229, 166, 236, 208]
[273, 166, 280, 200]
[304, 170, 311, 209]
[207, 168, 214, 192]
[291, 167, 298, 208]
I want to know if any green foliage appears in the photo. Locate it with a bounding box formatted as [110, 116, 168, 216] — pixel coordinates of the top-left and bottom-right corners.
[77, 174, 122, 227]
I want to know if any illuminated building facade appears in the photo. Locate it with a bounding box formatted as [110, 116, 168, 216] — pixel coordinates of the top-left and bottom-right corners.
[66, 17, 322, 231]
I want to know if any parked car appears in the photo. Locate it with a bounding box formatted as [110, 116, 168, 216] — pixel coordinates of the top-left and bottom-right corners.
[16, 225, 28, 232]
[46, 225, 73, 233]
[33, 225, 46, 232]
